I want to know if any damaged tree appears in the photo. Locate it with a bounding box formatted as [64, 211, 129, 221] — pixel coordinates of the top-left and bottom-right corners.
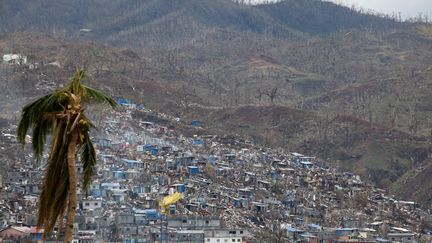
[17, 70, 116, 242]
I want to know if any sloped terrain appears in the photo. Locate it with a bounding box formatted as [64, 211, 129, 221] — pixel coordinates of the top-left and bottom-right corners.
[0, 0, 431, 207]
[194, 105, 432, 207]
[0, 0, 400, 44]
[256, 0, 399, 35]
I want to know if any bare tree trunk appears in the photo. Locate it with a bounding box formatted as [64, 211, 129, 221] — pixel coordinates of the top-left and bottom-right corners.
[64, 131, 78, 243]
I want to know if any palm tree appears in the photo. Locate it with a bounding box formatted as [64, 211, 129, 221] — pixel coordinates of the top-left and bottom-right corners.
[17, 70, 116, 242]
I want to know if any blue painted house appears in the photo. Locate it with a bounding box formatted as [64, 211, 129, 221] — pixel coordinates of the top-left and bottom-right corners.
[173, 183, 186, 193]
[187, 166, 199, 175]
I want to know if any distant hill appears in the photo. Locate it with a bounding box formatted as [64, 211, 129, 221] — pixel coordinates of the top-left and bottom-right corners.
[255, 0, 400, 35]
[0, 0, 401, 45]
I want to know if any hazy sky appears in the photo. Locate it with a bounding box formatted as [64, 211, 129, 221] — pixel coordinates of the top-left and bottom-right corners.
[252, 0, 431, 19]
[329, 0, 431, 19]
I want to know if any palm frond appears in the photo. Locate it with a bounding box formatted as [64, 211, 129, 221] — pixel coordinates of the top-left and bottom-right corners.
[17, 92, 67, 160]
[79, 131, 97, 194]
[78, 115, 95, 134]
[83, 85, 117, 108]
[68, 69, 85, 96]
[18, 94, 52, 144]
[31, 118, 52, 162]
[37, 119, 70, 237]
[63, 69, 116, 108]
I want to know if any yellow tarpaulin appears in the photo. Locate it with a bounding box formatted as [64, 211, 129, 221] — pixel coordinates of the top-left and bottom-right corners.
[160, 192, 183, 214]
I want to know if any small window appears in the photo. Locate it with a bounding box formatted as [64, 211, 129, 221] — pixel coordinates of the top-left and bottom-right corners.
[217, 240, 220, 242]
[237, 239, 241, 242]
[85, 203, 90, 206]
[206, 220, 210, 224]
[224, 240, 228, 243]
[240, 231, 243, 234]
[182, 219, 187, 223]
[94, 203, 98, 206]
[232, 239, 235, 242]
[207, 239, 210, 242]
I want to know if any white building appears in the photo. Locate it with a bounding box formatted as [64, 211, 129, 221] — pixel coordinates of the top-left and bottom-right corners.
[205, 229, 250, 243]
[205, 237, 242, 243]
[101, 182, 120, 190]
[2, 54, 27, 65]
[81, 199, 103, 211]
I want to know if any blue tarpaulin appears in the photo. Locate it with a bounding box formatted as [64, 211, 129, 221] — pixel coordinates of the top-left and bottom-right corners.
[192, 139, 204, 145]
[151, 148, 158, 155]
[143, 209, 160, 220]
[287, 227, 304, 233]
[117, 98, 130, 105]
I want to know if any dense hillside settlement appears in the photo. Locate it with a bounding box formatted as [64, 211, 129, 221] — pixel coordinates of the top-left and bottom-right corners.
[1, 0, 432, 242]
[1, 101, 431, 242]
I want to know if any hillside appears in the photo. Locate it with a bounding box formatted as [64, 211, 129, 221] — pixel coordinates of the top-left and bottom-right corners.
[0, 33, 172, 118]
[0, 0, 432, 208]
[256, 0, 399, 35]
[0, 0, 401, 45]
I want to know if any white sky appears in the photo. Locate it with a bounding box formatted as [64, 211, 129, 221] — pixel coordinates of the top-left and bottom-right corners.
[329, 0, 431, 19]
[251, 0, 431, 20]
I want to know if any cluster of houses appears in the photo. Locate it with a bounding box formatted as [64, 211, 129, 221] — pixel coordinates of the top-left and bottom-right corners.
[2, 54, 27, 65]
[0, 102, 431, 243]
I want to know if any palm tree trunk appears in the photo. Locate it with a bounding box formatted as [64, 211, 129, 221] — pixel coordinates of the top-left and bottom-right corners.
[64, 130, 78, 243]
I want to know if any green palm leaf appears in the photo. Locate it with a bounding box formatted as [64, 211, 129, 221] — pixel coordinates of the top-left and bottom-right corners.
[83, 85, 117, 108]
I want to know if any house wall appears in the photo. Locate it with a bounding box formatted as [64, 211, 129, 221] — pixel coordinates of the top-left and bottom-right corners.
[168, 216, 221, 229]
[115, 214, 135, 225]
[134, 214, 148, 225]
[81, 199, 102, 210]
[387, 233, 415, 243]
[172, 231, 204, 242]
[205, 237, 242, 243]
[6, 171, 27, 184]
[206, 229, 250, 238]
[120, 225, 138, 235]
